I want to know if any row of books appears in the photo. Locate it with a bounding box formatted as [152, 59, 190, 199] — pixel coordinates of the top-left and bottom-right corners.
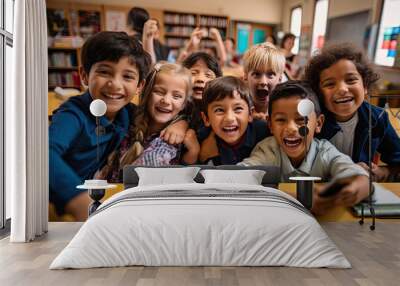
[48, 52, 78, 67]
[164, 13, 196, 25]
[47, 8, 101, 40]
[164, 26, 195, 36]
[48, 71, 80, 87]
[199, 16, 228, 28]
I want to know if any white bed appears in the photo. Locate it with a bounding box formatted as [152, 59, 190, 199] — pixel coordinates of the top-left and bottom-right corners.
[50, 182, 351, 269]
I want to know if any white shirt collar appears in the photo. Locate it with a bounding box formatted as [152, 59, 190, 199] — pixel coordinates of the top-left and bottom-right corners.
[280, 140, 318, 179]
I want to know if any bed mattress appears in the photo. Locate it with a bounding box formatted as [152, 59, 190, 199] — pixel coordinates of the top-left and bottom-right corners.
[50, 183, 350, 269]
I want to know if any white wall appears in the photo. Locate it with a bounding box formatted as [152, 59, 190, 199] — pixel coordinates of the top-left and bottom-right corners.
[50, 0, 283, 23]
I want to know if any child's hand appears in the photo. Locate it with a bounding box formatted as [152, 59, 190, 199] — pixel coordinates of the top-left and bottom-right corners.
[65, 192, 91, 221]
[143, 19, 158, 39]
[372, 165, 390, 181]
[311, 176, 369, 215]
[332, 175, 369, 206]
[183, 129, 200, 152]
[199, 131, 219, 163]
[311, 184, 336, 215]
[209, 28, 222, 40]
[190, 28, 204, 47]
[357, 162, 390, 182]
[160, 120, 188, 145]
[182, 129, 200, 164]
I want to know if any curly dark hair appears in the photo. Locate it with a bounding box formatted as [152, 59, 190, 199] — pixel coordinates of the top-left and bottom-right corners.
[304, 43, 379, 101]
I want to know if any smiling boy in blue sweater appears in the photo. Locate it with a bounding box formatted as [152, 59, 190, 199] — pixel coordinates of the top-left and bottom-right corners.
[49, 32, 151, 220]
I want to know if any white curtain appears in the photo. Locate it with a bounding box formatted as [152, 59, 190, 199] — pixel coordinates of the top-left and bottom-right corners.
[7, 0, 48, 242]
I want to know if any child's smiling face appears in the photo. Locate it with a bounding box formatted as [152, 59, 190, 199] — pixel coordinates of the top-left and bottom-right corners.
[269, 96, 324, 167]
[245, 67, 282, 113]
[189, 59, 217, 101]
[81, 56, 143, 121]
[202, 91, 252, 146]
[319, 59, 366, 122]
[147, 72, 187, 132]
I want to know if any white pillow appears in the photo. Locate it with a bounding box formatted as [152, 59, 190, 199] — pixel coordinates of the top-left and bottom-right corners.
[200, 169, 266, 185]
[136, 167, 200, 186]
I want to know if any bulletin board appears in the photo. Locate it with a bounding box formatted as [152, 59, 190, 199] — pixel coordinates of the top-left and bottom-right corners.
[105, 10, 127, 32]
[253, 29, 266, 45]
[374, 0, 400, 67]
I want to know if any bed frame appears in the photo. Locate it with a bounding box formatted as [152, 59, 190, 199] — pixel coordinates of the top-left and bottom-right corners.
[88, 165, 281, 215]
[122, 165, 281, 189]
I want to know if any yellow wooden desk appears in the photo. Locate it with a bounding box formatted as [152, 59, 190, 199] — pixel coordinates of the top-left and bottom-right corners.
[48, 92, 65, 116]
[279, 183, 400, 222]
[387, 108, 400, 135]
[49, 184, 125, 222]
[48, 91, 140, 117]
[49, 183, 400, 222]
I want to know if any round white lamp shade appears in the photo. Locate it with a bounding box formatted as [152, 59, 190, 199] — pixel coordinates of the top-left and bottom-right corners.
[90, 99, 107, 117]
[297, 99, 314, 117]
[289, 176, 321, 181]
[77, 179, 116, 189]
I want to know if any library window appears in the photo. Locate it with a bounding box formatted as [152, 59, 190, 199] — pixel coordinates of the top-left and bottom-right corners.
[290, 6, 302, 54]
[311, 0, 329, 55]
[1, 0, 14, 230]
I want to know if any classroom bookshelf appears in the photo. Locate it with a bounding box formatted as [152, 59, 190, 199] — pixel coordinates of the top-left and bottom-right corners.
[46, 3, 231, 89]
[46, 2, 104, 39]
[46, 1, 105, 91]
[48, 47, 81, 90]
[163, 10, 229, 54]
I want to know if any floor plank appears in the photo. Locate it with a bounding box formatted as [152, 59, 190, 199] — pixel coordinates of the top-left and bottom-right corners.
[0, 222, 399, 286]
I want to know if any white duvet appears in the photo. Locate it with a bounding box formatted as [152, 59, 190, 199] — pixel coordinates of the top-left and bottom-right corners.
[50, 183, 350, 269]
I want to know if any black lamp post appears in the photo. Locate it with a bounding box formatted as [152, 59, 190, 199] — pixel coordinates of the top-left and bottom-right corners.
[289, 99, 320, 210]
[76, 99, 116, 216]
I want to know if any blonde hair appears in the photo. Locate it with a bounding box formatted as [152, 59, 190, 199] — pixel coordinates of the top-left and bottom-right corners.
[242, 42, 285, 74]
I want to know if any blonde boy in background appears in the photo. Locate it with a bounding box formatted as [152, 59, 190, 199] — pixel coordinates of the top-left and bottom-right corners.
[242, 42, 286, 120]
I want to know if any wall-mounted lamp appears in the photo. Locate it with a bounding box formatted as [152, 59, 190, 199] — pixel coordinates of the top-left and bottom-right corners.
[77, 99, 116, 216]
[289, 99, 320, 210]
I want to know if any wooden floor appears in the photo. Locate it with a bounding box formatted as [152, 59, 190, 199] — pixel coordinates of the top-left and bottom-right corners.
[0, 222, 399, 286]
